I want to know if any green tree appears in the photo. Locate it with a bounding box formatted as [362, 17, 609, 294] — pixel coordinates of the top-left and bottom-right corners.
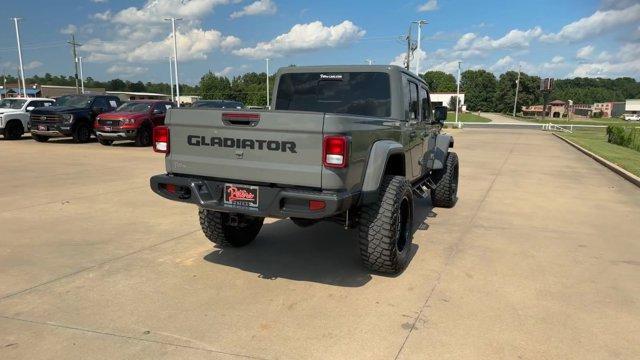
[448, 96, 460, 112]
[460, 70, 497, 111]
[494, 71, 541, 114]
[421, 71, 456, 92]
[199, 71, 232, 100]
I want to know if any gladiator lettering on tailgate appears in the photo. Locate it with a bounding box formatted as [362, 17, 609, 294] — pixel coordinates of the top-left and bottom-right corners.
[187, 135, 297, 154]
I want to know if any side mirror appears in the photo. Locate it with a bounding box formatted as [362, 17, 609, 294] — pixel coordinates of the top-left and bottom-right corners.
[93, 107, 105, 114]
[26, 106, 35, 112]
[153, 109, 162, 115]
[434, 106, 448, 123]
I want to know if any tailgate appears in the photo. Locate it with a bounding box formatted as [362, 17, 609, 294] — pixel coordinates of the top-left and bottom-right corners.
[167, 109, 325, 188]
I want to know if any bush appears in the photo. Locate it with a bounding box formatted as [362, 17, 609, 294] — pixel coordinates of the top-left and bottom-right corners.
[607, 125, 640, 152]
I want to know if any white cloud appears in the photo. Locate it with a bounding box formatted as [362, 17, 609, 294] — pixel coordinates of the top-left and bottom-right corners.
[232, 20, 365, 59]
[389, 49, 426, 71]
[230, 0, 277, 19]
[540, 3, 640, 42]
[91, 10, 112, 21]
[112, 0, 235, 24]
[24, 61, 43, 71]
[490, 55, 514, 71]
[215, 66, 235, 76]
[453, 27, 542, 57]
[551, 56, 564, 64]
[418, 0, 438, 12]
[82, 0, 242, 64]
[60, 24, 77, 34]
[569, 42, 640, 78]
[576, 45, 594, 59]
[427, 60, 462, 74]
[84, 28, 241, 63]
[106, 64, 148, 77]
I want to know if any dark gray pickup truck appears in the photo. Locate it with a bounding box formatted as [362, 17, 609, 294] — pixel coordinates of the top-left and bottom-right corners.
[150, 65, 459, 273]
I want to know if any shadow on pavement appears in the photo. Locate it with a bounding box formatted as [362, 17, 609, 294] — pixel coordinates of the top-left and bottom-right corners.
[203, 198, 435, 287]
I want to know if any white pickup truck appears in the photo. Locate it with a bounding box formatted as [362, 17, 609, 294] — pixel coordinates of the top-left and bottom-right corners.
[0, 97, 55, 140]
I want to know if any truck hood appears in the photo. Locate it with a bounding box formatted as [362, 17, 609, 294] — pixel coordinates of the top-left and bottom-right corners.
[98, 112, 147, 120]
[30, 106, 88, 115]
[0, 108, 22, 115]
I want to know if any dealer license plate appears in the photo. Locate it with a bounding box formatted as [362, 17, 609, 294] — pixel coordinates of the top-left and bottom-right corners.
[224, 184, 259, 208]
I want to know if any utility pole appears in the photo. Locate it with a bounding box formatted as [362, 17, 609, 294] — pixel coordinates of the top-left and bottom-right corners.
[11, 18, 26, 97]
[77, 56, 85, 94]
[165, 18, 182, 107]
[67, 34, 82, 94]
[168, 56, 174, 102]
[365, 59, 373, 65]
[455, 60, 462, 127]
[412, 20, 428, 75]
[265, 58, 270, 109]
[512, 65, 521, 117]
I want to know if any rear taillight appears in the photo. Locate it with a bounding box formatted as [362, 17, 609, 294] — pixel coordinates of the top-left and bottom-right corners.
[153, 126, 170, 154]
[323, 135, 349, 168]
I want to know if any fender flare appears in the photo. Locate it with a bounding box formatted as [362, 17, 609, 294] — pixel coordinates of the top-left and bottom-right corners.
[432, 134, 454, 170]
[360, 140, 405, 204]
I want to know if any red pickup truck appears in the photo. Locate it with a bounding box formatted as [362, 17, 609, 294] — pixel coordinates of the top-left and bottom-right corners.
[94, 100, 174, 146]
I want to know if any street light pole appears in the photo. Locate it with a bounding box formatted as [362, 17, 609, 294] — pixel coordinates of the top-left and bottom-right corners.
[512, 65, 521, 117]
[265, 58, 270, 109]
[365, 59, 373, 65]
[165, 18, 182, 107]
[412, 20, 427, 75]
[455, 60, 462, 127]
[11, 18, 26, 97]
[78, 56, 85, 94]
[168, 56, 174, 103]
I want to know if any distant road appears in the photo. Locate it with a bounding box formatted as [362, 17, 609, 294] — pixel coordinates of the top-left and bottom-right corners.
[480, 112, 529, 123]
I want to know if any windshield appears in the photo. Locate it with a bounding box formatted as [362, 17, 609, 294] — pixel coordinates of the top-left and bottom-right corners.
[275, 72, 391, 117]
[0, 99, 27, 109]
[55, 95, 94, 108]
[116, 102, 151, 112]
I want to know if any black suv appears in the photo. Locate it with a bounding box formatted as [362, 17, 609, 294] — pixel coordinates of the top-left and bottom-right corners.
[30, 94, 121, 143]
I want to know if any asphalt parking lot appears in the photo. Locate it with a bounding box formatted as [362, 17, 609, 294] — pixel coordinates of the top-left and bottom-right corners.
[1, 130, 639, 359]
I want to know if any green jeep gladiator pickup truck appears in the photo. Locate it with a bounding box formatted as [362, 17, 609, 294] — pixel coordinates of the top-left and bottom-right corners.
[150, 65, 459, 274]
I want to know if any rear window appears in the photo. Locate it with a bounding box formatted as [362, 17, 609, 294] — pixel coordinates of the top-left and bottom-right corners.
[275, 72, 391, 117]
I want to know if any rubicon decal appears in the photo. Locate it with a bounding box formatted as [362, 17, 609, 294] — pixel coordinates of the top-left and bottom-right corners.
[187, 135, 297, 153]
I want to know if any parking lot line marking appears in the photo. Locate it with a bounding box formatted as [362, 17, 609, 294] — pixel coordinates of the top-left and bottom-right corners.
[393, 134, 522, 360]
[0, 314, 267, 360]
[0, 229, 201, 302]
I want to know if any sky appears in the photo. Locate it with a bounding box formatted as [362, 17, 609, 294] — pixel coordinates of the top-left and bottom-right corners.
[1, 0, 639, 85]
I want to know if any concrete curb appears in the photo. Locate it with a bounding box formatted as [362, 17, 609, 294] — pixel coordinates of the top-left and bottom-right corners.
[553, 133, 640, 189]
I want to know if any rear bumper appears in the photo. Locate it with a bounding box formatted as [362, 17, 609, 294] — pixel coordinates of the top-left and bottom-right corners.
[150, 174, 358, 219]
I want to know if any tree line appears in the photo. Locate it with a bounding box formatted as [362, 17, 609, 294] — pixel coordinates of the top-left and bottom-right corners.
[4, 69, 640, 111]
[421, 70, 640, 113]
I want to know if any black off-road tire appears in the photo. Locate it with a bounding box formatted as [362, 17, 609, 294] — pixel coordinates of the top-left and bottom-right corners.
[73, 123, 92, 143]
[135, 125, 151, 147]
[431, 152, 459, 208]
[32, 134, 50, 142]
[4, 121, 24, 140]
[358, 175, 414, 274]
[199, 209, 264, 247]
[98, 139, 113, 146]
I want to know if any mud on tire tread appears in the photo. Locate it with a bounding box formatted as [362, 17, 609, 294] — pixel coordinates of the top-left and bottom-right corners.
[431, 152, 459, 208]
[358, 175, 413, 274]
[199, 209, 264, 247]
